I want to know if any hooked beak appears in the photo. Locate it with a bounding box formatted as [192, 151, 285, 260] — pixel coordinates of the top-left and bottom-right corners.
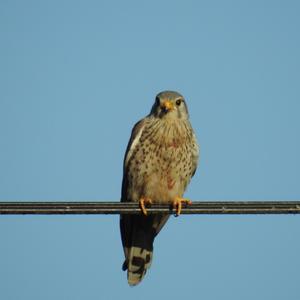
[160, 100, 174, 112]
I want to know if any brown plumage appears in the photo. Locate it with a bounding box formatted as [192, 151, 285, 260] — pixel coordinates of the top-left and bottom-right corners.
[120, 91, 199, 285]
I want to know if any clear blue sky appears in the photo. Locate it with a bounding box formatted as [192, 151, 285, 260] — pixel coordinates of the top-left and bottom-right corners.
[1, 1, 300, 299]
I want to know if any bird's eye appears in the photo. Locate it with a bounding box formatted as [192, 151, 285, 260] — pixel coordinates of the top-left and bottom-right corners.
[155, 97, 160, 106]
[176, 99, 182, 106]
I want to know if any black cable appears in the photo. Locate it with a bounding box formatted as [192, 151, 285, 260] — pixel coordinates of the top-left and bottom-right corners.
[0, 201, 299, 215]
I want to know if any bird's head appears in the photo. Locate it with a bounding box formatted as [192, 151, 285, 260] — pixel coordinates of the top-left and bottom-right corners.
[150, 91, 189, 120]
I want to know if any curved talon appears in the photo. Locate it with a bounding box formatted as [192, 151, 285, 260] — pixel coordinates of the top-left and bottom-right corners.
[172, 197, 192, 216]
[139, 197, 153, 216]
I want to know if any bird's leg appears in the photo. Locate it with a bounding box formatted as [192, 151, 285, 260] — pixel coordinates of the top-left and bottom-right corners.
[139, 197, 153, 216]
[172, 197, 192, 217]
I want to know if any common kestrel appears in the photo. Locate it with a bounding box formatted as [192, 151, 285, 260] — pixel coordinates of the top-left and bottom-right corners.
[120, 91, 199, 286]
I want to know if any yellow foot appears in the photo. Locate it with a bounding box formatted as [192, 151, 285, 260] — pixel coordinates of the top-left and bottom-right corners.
[172, 197, 192, 217]
[139, 197, 153, 216]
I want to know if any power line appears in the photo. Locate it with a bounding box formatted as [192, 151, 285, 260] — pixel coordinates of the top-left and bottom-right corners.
[0, 201, 300, 215]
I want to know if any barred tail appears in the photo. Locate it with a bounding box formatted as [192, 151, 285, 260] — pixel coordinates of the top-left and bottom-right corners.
[125, 246, 153, 286]
[120, 214, 169, 286]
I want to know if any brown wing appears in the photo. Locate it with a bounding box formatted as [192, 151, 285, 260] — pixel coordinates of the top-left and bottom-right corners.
[120, 117, 148, 261]
[121, 117, 148, 203]
[191, 131, 199, 178]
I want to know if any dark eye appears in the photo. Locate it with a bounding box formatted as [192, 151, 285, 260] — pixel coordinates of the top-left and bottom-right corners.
[176, 99, 182, 106]
[155, 97, 160, 105]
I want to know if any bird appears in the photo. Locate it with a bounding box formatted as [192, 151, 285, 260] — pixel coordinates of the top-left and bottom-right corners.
[120, 91, 199, 286]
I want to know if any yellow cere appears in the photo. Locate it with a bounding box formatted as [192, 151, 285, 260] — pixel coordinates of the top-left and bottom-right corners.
[161, 100, 174, 111]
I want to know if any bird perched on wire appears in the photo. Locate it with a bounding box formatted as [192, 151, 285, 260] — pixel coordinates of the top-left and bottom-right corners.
[120, 91, 199, 286]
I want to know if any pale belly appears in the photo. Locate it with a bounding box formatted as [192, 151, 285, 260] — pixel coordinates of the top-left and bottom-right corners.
[126, 144, 193, 203]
